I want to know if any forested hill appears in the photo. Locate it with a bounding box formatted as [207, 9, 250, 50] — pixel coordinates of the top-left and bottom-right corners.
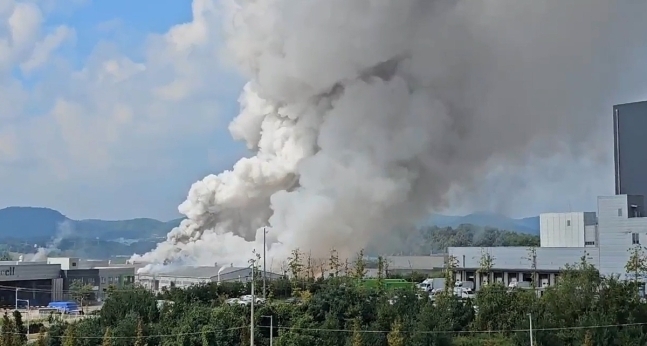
[367, 224, 540, 256]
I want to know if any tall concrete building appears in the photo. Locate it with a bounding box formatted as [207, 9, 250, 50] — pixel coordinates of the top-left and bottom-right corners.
[613, 100, 647, 198]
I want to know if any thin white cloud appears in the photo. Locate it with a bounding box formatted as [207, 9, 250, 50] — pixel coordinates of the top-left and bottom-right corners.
[0, 0, 237, 218]
[20, 24, 75, 73]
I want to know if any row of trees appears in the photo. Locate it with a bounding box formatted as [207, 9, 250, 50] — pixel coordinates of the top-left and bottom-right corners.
[2, 245, 645, 346]
[378, 225, 539, 256]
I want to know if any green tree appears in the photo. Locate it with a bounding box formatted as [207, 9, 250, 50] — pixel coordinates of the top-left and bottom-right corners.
[353, 249, 367, 280]
[376, 256, 386, 292]
[350, 318, 363, 346]
[134, 319, 146, 346]
[328, 248, 341, 278]
[62, 324, 78, 346]
[625, 245, 647, 283]
[35, 329, 47, 346]
[69, 279, 94, 310]
[1, 312, 16, 346]
[525, 247, 538, 289]
[201, 326, 216, 346]
[101, 327, 113, 346]
[99, 286, 159, 327]
[0, 251, 12, 261]
[387, 319, 404, 346]
[583, 330, 593, 346]
[477, 248, 495, 286]
[444, 255, 459, 294]
[12, 310, 27, 345]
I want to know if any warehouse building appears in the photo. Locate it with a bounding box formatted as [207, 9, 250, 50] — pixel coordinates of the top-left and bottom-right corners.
[448, 194, 646, 292]
[0, 256, 136, 308]
[47, 257, 135, 302]
[0, 260, 63, 308]
[448, 102, 647, 293]
[136, 265, 284, 292]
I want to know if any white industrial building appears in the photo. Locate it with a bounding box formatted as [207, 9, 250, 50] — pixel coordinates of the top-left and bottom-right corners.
[136, 265, 284, 292]
[47, 257, 136, 301]
[539, 212, 597, 247]
[448, 194, 647, 292]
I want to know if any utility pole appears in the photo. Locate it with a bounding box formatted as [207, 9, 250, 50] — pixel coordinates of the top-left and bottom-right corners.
[251, 263, 255, 346]
[528, 313, 534, 346]
[263, 227, 267, 300]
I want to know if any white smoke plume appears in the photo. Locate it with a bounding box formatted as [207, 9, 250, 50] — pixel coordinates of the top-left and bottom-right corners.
[31, 220, 74, 261]
[131, 0, 647, 273]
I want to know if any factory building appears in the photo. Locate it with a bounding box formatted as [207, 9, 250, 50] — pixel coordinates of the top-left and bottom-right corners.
[136, 265, 284, 292]
[448, 101, 647, 293]
[0, 260, 64, 308]
[449, 194, 647, 293]
[48, 257, 136, 302]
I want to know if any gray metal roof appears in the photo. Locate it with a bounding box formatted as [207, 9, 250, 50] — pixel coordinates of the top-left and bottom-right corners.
[155, 266, 222, 279]
[150, 265, 284, 281]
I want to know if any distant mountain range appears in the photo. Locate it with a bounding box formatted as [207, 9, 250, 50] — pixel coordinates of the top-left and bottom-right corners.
[0, 207, 540, 243]
[0, 206, 182, 241]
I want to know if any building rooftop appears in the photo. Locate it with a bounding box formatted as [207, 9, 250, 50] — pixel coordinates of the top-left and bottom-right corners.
[0, 261, 53, 266]
[150, 266, 225, 279]
[140, 265, 283, 281]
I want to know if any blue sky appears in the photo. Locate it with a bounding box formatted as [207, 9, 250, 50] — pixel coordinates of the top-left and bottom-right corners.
[2, 0, 646, 222]
[0, 0, 247, 220]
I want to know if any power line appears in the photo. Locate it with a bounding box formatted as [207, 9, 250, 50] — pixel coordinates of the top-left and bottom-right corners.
[256, 322, 647, 334]
[4, 326, 248, 339]
[4, 320, 645, 340]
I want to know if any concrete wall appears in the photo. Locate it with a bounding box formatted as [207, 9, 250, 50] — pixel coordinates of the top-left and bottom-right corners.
[540, 212, 597, 247]
[0, 262, 61, 282]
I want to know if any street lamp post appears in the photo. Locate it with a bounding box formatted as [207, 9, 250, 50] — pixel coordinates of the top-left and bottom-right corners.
[14, 287, 20, 310]
[261, 315, 273, 346]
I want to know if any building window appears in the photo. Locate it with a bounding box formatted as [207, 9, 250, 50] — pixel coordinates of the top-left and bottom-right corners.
[566, 220, 571, 226]
[72, 262, 77, 267]
[585, 241, 595, 246]
[101, 277, 106, 284]
[632, 233, 640, 245]
[618, 208, 623, 217]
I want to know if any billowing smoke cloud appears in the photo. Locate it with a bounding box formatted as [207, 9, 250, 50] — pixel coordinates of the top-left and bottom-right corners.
[131, 0, 647, 272]
[31, 220, 74, 261]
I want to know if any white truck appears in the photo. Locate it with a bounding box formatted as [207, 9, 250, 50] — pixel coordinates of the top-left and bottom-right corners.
[508, 281, 532, 289]
[418, 278, 446, 293]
